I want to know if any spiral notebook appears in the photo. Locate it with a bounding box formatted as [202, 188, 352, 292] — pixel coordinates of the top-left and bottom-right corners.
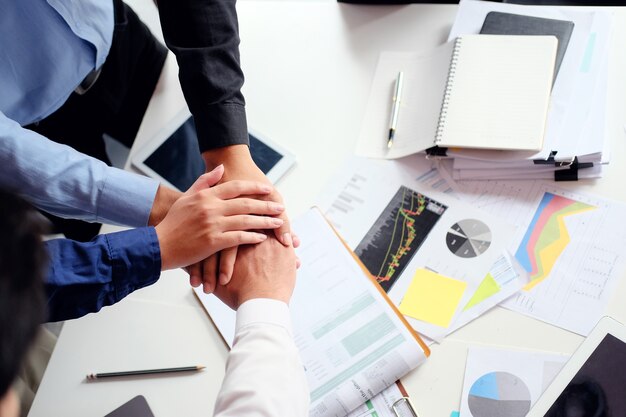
[356, 34, 558, 159]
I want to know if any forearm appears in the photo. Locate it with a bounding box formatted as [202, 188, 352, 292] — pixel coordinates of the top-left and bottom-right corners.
[44, 228, 161, 322]
[214, 299, 309, 417]
[148, 184, 182, 226]
[157, 0, 249, 152]
[202, 144, 252, 173]
[0, 112, 159, 227]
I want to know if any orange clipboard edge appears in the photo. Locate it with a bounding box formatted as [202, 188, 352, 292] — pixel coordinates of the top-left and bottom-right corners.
[312, 207, 431, 357]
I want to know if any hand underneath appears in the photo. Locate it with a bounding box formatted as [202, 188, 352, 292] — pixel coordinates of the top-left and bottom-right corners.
[155, 165, 285, 270]
[212, 235, 297, 310]
[201, 145, 301, 291]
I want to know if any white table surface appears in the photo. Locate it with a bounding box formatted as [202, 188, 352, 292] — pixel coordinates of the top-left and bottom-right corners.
[28, 1, 626, 417]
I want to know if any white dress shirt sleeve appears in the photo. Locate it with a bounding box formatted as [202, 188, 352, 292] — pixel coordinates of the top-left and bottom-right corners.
[214, 298, 310, 417]
[0, 111, 159, 227]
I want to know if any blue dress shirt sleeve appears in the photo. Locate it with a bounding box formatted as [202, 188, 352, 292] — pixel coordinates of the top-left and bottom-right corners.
[45, 227, 162, 322]
[0, 111, 159, 227]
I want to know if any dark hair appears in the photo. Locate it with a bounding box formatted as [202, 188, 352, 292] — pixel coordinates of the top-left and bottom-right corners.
[0, 190, 47, 397]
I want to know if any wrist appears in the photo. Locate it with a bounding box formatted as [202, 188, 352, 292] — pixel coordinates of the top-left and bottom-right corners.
[148, 185, 182, 226]
[236, 290, 291, 308]
[202, 145, 252, 172]
[154, 224, 174, 270]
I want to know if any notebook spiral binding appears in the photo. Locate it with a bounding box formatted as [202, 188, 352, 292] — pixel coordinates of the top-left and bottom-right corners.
[434, 37, 463, 144]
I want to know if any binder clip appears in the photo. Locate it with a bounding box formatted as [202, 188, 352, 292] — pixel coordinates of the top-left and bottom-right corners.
[392, 397, 419, 417]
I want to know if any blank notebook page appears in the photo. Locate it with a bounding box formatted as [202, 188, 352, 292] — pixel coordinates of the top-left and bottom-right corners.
[436, 35, 557, 151]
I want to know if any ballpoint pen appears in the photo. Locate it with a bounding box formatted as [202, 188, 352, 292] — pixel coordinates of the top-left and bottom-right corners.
[388, 71, 404, 149]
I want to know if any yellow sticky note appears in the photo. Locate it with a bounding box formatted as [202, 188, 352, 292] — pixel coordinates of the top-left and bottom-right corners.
[399, 269, 467, 328]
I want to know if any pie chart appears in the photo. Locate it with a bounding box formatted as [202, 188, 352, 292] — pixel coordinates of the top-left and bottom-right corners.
[468, 371, 531, 417]
[446, 219, 492, 258]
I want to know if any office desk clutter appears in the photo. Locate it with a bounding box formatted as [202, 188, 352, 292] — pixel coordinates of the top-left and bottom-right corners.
[313, 0, 624, 415]
[196, 3, 624, 414]
[316, 156, 520, 341]
[439, 165, 626, 336]
[358, 0, 611, 182]
[445, 0, 611, 181]
[358, 35, 557, 157]
[24, 1, 626, 417]
[196, 209, 429, 417]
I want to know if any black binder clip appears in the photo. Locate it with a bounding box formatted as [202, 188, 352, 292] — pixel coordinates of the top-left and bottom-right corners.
[425, 146, 448, 159]
[554, 157, 593, 181]
[392, 397, 419, 417]
[533, 150, 558, 165]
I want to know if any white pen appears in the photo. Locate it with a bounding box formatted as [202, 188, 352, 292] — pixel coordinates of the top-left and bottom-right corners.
[388, 71, 404, 149]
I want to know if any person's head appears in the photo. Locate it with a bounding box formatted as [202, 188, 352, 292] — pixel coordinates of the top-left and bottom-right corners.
[0, 190, 47, 417]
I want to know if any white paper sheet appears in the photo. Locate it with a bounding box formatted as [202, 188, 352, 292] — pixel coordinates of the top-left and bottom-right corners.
[440, 174, 626, 335]
[355, 44, 454, 159]
[451, 164, 605, 181]
[316, 156, 517, 340]
[347, 383, 406, 417]
[459, 347, 568, 417]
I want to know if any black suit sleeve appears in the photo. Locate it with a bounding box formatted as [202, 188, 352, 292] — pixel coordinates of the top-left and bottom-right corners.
[157, 0, 249, 152]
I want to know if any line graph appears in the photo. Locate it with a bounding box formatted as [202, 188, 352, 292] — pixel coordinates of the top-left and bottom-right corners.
[515, 192, 595, 291]
[355, 186, 447, 292]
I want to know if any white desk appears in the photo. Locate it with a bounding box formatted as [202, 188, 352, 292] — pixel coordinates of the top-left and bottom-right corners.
[28, 1, 626, 416]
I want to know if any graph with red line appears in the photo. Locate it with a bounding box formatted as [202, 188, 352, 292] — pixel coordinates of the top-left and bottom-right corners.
[355, 186, 447, 292]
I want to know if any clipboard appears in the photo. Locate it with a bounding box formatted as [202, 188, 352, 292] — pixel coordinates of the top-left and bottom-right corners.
[321, 206, 430, 356]
[391, 381, 419, 417]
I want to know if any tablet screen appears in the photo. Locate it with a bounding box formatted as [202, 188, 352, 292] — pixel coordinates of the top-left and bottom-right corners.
[142, 116, 285, 191]
[543, 334, 626, 417]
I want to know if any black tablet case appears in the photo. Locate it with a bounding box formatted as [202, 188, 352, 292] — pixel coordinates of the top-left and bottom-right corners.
[480, 11, 575, 83]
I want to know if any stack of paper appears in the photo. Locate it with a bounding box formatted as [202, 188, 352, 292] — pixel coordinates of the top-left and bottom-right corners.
[445, 0, 612, 181]
[356, 0, 612, 182]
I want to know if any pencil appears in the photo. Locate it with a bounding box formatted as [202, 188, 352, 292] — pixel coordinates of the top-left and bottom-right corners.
[86, 365, 205, 380]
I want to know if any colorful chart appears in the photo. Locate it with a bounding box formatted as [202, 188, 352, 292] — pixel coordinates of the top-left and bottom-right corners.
[446, 219, 492, 258]
[355, 186, 447, 292]
[515, 193, 595, 291]
[463, 273, 500, 311]
[468, 372, 531, 417]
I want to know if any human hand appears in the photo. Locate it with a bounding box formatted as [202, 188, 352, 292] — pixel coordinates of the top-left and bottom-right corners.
[212, 235, 297, 310]
[201, 145, 300, 290]
[155, 165, 286, 270]
[148, 184, 182, 226]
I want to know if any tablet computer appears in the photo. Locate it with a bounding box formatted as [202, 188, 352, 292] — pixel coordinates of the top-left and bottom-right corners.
[528, 316, 626, 417]
[104, 395, 154, 417]
[131, 109, 295, 191]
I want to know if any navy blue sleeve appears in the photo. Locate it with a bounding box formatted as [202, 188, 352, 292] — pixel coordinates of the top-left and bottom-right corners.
[44, 227, 162, 322]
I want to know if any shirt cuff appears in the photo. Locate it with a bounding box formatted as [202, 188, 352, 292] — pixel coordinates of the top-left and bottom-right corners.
[192, 103, 249, 152]
[97, 167, 159, 227]
[235, 298, 293, 336]
[105, 227, 162, 298]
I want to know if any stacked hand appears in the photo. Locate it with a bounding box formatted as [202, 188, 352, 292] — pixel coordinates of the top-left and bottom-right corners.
[150, 145, 299, 304]
[213, 235, 297, 310]
[199, 146, 300, 294]
[154, 164, 286, 274]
